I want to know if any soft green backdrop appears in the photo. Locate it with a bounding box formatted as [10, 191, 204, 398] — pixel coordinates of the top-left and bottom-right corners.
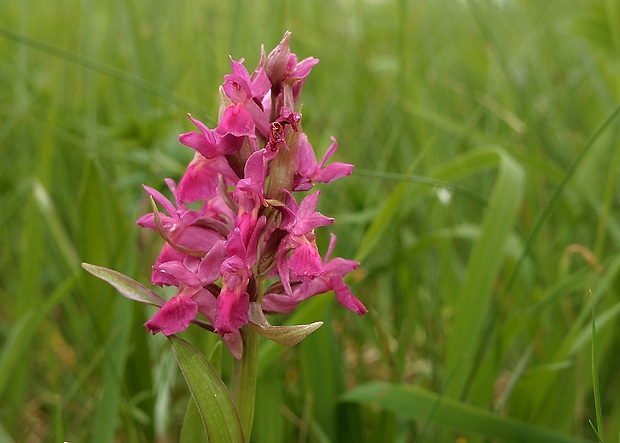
[1, 0, 619, 441]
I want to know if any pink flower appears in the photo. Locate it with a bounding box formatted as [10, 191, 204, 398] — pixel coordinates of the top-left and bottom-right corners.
[264, 31, 319, 109]
[233, 151, 267, 246]
[217, 57, 271, 139]
[177, 114, 241, 203]
[144, 287, 201, 336]
[294, 134, 354, 191]
[214, 229, 253, 335]
[275, 191, 334, 294]
[263, 234, 366, 315]
[137, 179, 226, 255]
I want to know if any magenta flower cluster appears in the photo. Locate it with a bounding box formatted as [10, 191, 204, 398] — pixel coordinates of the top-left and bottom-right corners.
[137, 33, 366, 355]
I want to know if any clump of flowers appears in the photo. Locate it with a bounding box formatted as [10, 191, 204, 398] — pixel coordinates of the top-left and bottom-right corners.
[85, 32, 366, 359]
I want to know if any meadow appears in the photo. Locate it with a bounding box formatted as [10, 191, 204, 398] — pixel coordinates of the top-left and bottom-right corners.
[1, 0, 620, 441]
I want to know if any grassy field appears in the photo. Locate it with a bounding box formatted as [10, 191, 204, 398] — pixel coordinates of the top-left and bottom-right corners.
[2, 0, 620, 441]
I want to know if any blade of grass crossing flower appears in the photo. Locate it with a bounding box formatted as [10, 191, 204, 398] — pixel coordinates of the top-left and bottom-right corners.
[168, 335, 244, 443]
[443, 148, 524, 400]
[0, 26, 209, 117]
[341, 382, 593, 443]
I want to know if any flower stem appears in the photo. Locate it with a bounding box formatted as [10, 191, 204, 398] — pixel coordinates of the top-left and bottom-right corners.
[231, 324, 259, 442]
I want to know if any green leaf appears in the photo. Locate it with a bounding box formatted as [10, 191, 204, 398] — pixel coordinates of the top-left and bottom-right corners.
[168, 335, 244, 443]
[82, 263, 215, 332]
[442, 147, 525, 400]
[180, 396, 208, 443]
[249, 302, 323, 346]
[231, 326, 259, 442]
[342, 382, 594, 443]
[258, 295, 331, 375]
[82, 263, 165, 306]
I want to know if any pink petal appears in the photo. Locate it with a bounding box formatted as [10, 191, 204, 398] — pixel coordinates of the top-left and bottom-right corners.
[215, 288, 250, 335]
[295, 133, 318, 176]
[216, 104, 255, 138]
[145, 293, 198, 336]
[330, 274, 367, 315]
[288, 240, 324, 281]
[155, 261, 201, 288]
[177, 155, 238, 203]
[179, 131, 218, 159]
[151, 244, 186, 286]
[313, 162, 354, 183]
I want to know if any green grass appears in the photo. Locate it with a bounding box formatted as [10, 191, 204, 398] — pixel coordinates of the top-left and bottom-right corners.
[2, 0, 620, 441]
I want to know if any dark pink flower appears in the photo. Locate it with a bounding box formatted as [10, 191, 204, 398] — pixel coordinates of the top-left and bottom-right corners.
[294, 135, 354, 191]
[214, 229, 253, 335]
[264, 31, 319, 107]
[137, 179, 226, 253]
[218, 58, 271, 139]
[263, 234, 366, 315]
[233, 151, 266, 246]
[176, 114, 242, 203]
[274, 191, 334, 293]
[177, 153, 239, 203]
[144, 287, 201, 336]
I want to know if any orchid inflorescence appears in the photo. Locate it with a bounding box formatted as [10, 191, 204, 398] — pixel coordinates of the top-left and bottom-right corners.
[111, 32, 366, 358]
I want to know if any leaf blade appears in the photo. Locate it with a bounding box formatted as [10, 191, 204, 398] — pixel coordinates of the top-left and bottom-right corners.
[342, 382, 594, 443]
[168, 335, 244, 443]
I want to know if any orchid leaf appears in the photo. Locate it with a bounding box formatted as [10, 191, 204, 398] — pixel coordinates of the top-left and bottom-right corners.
[169, 335, 245, 443]
[82, 263, 166, 306]
[82, 263, 215, 332]
[249, 302, 323, 346]
[180, 396, 207, 443]
[252, 321, 324, 346]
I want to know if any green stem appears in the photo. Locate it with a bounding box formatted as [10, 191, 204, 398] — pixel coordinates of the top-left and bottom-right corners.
[231, 324, 260, 442]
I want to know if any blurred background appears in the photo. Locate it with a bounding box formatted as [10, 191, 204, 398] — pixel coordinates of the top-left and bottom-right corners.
[1, 0, 620, 441]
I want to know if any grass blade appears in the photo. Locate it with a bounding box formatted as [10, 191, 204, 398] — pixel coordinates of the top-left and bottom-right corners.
[591, 300, 606, 442]
[342, 382, 594, 443]
[443, 147, 525, 400]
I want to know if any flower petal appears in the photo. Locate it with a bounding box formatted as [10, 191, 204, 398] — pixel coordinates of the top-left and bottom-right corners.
[145, 293, 199, 336]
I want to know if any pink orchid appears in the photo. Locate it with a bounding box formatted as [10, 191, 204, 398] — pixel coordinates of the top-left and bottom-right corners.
[94, 33, 366, 358]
